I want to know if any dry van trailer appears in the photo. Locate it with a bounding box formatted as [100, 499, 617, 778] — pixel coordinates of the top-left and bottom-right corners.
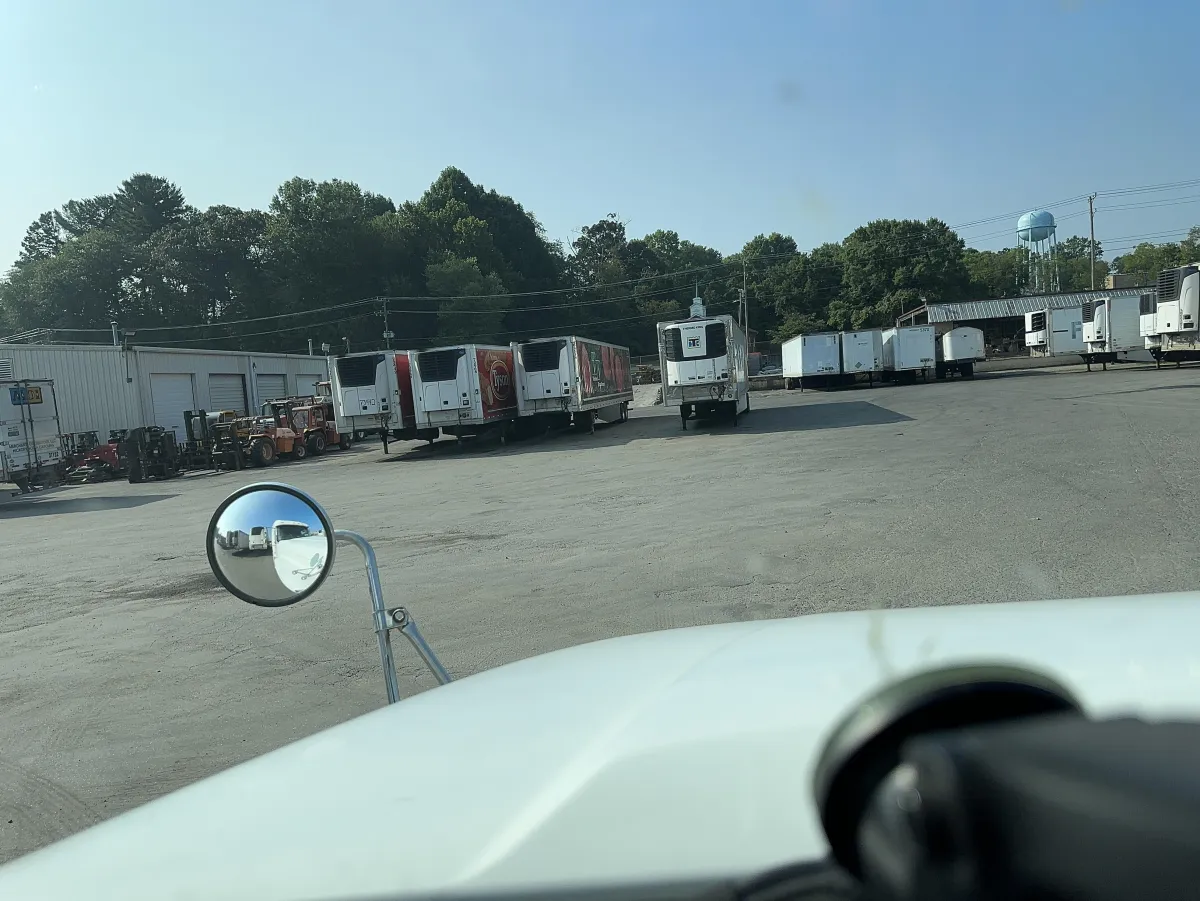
[513, 336, 632, 434]
[881, 326, 936, 383]
[839, 330, 884, 386]
[781, 333, 843, 390]
[657, 314, 750, 430]
[0, 379, 64, 492]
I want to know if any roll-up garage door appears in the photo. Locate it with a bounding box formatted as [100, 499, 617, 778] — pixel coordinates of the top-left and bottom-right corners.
[150, 373, 195, 440]
[256, 373, 288, 404]
[209, 374, 247, 415]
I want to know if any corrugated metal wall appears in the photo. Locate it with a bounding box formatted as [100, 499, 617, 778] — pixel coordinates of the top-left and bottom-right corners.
[0, 345, 141, 437]
[0, 344, 330, 439]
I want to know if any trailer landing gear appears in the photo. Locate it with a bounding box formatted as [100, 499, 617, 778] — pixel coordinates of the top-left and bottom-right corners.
[680, 403, 692, 431]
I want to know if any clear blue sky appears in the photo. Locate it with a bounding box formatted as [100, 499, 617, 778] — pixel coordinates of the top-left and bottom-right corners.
[3, 0, 1198, 267]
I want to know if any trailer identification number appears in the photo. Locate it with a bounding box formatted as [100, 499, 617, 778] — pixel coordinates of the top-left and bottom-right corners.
[8, 386, 42, 405]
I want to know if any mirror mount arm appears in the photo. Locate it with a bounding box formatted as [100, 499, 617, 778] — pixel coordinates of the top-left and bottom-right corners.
[335, 530, 402, 704]
[387, 606, 452, 686]
[334, 530, 453, 702]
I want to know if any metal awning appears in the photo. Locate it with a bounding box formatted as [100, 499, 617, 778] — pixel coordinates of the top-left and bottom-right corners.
[897, 287, 1150, 325]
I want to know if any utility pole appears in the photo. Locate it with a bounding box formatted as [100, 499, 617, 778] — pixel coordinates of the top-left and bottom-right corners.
[381, 300, 393, 349]
[742, 259, 748, 329]
[1088, 193, 1098, 291]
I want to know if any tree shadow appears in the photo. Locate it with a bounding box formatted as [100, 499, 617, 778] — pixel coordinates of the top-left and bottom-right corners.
[0, 494, 178, 518]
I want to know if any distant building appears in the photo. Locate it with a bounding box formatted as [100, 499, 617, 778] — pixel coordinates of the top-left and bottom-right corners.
[1105, 274, 1139, 289]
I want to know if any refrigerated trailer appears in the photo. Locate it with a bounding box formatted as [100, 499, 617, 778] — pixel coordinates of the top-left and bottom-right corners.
[658, 313, 749, 430]
[935, 327, 985, 379]
[1149, 264, 1200, 366]
[411, 344, 518, 442]
[1081, 295, 1154, 370]
[1024, 308, 1084, 357]
[881, 326, 936, 382]
[1140, 292, 1160, 355]
[513, 336, 632, 433]
[329, 351, 438, 444]
[781, 333, 842, 390]
[0, 379, 64, 492]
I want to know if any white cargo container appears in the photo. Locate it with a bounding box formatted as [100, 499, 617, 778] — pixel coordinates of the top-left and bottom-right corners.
[328, 350, 437, 444]
[411, 344, 519, 442]
[881, 326, 936, 381]
[513, 336, 633, 432]
[657, 312, 749, 430]
[0, 379, 63, 491]
[1082, 295, 1154, 369]
[935, 327, 985, 379]
[1024, 307, 1084, 357]
[781, 333, 841, 389]
[839, 330, 884, 384]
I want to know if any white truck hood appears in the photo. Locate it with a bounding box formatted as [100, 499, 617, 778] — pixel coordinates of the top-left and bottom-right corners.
[4, 594, 1200, 901]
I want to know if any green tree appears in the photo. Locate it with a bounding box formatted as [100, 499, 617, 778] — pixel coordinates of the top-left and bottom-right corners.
[426, 254, 507, 343]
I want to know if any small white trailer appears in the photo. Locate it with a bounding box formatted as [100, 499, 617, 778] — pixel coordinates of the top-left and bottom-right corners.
[881, 326, 936, 382]
[781, 333, 841, 390]
[658, 310, 750, 430]
[1024, 307, 1084, 357]
[1082, 295, 1154, 370]
[935, 326, 985, 379]
[0, 379, 64, 492]
[513, 336, 632, 433]
[839, 330, 884, 385]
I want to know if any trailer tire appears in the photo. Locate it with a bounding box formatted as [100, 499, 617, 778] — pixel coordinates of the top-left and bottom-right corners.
[306, 433, 326, 456]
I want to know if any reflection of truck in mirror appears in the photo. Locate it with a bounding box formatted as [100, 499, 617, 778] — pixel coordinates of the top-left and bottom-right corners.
[248, 526, 269, 552]
[657, 304, 749, 431]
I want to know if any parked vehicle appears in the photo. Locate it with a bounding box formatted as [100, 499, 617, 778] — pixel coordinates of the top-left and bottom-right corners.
[247, 525, 269, 552]
[1149, 264, 1200, 366]
[1140, 292, 1160, 354]
[263, 396, 351, 456]
[0, 379, 63, 492]
[882, 326, 937, 382]
[1082, 295, 1154, 370]
[1024, 307, 1084, 358]
[657, 308, 749, 430]
[411, 344, 518, 443]
[781, 333, 841, 390]
[328, 351, 438, 445]
[935, 326, 985, 379]
[513, 336, 632, 433]
[839, 329, 884, 385]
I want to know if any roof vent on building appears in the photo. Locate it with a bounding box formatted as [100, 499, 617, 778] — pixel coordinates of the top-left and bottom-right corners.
[0, 359, 12, 380]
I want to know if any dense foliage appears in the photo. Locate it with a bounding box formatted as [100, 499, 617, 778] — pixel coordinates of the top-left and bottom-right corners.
[0, 169, 1182, 355]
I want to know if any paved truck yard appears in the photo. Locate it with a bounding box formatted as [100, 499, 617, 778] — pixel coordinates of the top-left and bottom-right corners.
[2, 363, 1199, 862]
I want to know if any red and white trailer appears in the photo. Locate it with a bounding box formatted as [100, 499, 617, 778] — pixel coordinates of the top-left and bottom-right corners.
[512, 336, 632, 433]
[411, 344, 518, 442]
[328, 351, 438, 444]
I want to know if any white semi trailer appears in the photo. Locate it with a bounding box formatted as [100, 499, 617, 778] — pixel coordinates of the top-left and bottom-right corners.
[1081, 295, 1153, 370]
[1149, 264, 1200, 366]
[935, 327, 985, 379]
[881, 326, 936, 382]
[1024, 308, 1084, 358]
[657, 307, 749, 431]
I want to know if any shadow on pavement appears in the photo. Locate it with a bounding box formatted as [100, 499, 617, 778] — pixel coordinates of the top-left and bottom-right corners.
[0, 494, 177, 517]
[681, 401, 913, 435]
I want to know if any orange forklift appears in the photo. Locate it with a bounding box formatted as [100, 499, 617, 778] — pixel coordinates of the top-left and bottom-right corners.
[262, 393, 351, 458]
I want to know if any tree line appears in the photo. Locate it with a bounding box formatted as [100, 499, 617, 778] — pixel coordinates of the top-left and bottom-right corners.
[1, 168, 1190, 356]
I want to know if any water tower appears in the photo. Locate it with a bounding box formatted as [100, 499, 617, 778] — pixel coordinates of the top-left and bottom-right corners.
[1017, 210, 1059, 294]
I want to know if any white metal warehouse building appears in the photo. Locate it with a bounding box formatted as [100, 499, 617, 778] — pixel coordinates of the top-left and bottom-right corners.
[0, 344, 330, 441]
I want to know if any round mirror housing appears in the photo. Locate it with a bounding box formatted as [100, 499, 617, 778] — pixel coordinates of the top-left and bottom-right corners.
[207, 482, 336, 607]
